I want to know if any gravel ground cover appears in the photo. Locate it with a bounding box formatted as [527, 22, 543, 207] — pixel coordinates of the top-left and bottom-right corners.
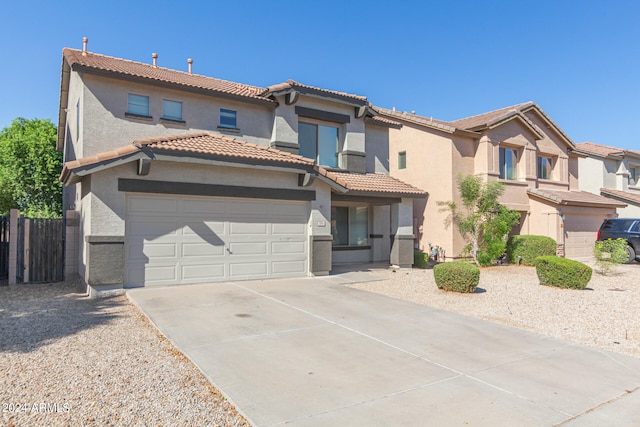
[348, 261, 640, 359]
[0, 281, 249, 427]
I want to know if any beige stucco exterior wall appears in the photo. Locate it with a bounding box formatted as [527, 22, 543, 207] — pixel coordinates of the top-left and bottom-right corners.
[389, 123, 463, 257]
[79, 73, 274, 157]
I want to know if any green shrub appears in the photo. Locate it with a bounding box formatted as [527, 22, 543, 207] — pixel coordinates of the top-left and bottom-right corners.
[506, 235, 556, 265]
[433, 261, 480, 293]
[593, 238, 629, 275]
[414, 251, 429, 269]
[534, 256, 592, 289]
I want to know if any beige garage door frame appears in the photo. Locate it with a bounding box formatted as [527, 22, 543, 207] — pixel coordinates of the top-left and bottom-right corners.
[125, 193, 309, 287]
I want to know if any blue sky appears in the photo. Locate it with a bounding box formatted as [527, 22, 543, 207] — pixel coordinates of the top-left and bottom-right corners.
[1, 0, 638, 150]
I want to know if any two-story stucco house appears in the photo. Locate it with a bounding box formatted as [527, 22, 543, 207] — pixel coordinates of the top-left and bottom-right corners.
[378, 102, 625, 260]
[575, 142, 640, 217]
[57, 40, 424, 296]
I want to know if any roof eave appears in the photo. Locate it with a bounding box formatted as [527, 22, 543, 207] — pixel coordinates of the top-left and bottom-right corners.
[57, 57, 71, 151]
[72, 64, 276, 107]
[267, 85, 368, 107]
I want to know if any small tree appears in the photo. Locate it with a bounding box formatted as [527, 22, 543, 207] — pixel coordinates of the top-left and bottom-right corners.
[593, 238, 628, 275]
[0, 118, 62, 217]
[438, 174, 520, 266]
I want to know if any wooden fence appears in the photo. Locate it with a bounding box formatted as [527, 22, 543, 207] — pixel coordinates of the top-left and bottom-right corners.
[5, 211, 65, 284]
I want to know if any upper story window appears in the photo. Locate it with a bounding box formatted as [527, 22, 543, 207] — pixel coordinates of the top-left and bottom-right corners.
[298, 122, 338, 168]
[499, 147, 518, 180]
[219, 109, 237, 129]
[162, 100, 183, 121]
[629, 165, 638, 186]
[398, 151, 407, 170]
[331, 206, 368, 247]
[128, 94, 150, 117]
[537, 156, 553, 180]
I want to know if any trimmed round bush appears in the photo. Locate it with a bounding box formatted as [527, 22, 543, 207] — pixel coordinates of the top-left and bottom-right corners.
[433, 261, 480, 293]
[506, 235, 556, 265]
[534, 256, 592, 289]
[414, 250, 429, 269]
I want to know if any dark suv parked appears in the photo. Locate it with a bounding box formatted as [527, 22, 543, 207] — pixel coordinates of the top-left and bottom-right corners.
[597, 218, 640, 263]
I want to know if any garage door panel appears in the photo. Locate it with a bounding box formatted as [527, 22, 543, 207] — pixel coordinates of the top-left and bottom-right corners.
[272, 260, 306, 274]
[126, 194, 309, 286]
[272, 222, 306, 235]
[271, 202, 309, 217]
[182, 242, 225, 257]
[230, 222, 268, 235]
[144, 264, 179, 282]
[272, 241, 305, 255]
[183, 221, 226, 236]
[128, 197, 178, 215]
[181, 264, 226, 282]
[182, 199, 226, 215]
[128, 219, 179, 237]
[230, 262, 268, 277]
[135, 243, 177, 259]
[229, 242, 268, 255]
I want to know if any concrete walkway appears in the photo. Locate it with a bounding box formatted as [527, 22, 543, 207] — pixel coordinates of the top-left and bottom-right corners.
[128, 273, 640, 426]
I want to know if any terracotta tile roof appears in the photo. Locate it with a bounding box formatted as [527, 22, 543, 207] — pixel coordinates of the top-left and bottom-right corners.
[328, 172, 427, 196]
[265, 79, 367, 102]
[365, 115, 403, 129]
[374, 107, 457, 133]
[527, 188, 626, 207]
[449, 102, 535, 130]
[63, 48, 272, 103]
[600, 188, 640, 206]
[576, 142, 640, 158]
[133, 132, 314, 166]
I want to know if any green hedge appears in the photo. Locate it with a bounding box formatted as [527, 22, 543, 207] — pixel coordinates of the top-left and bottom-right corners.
[433, 262, 480, 293]
[534, 256, 592, 289]
[414, 251, 429, 269]
[506, 235, 556, 265]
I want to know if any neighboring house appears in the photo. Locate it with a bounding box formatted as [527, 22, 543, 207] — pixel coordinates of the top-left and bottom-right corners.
[57, 41, 424, 296]
[378, 102, 625, 260]
[575, 142, 640, 217]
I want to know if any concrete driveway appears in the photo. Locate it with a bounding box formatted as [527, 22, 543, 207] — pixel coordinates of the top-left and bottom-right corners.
[128, 273, 640, 426]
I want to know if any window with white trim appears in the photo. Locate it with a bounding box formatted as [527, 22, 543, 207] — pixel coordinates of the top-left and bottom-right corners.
[331, 206, 368, 247]
[499, 147, 518, 180]
[298, 122, 338, 167]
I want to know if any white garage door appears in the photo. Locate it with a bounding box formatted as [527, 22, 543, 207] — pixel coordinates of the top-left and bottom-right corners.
[564, 214, 604, 259]
[125, 194, 309, 287]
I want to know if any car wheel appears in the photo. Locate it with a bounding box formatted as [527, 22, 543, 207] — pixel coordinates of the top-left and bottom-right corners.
[625, 245, 636, 264]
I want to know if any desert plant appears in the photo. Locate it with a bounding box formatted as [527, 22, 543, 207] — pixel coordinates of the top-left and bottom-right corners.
[593, 238, 629, 275]
[414, 250, 430, 269]
[534, 256, 592, 289]
[506, 235, 556, 265]
[438, 174, 519, 266]
[433, 261, 480, 293]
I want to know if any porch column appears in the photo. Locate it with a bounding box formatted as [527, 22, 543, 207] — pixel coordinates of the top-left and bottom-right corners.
[390, 199, 414, 268]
